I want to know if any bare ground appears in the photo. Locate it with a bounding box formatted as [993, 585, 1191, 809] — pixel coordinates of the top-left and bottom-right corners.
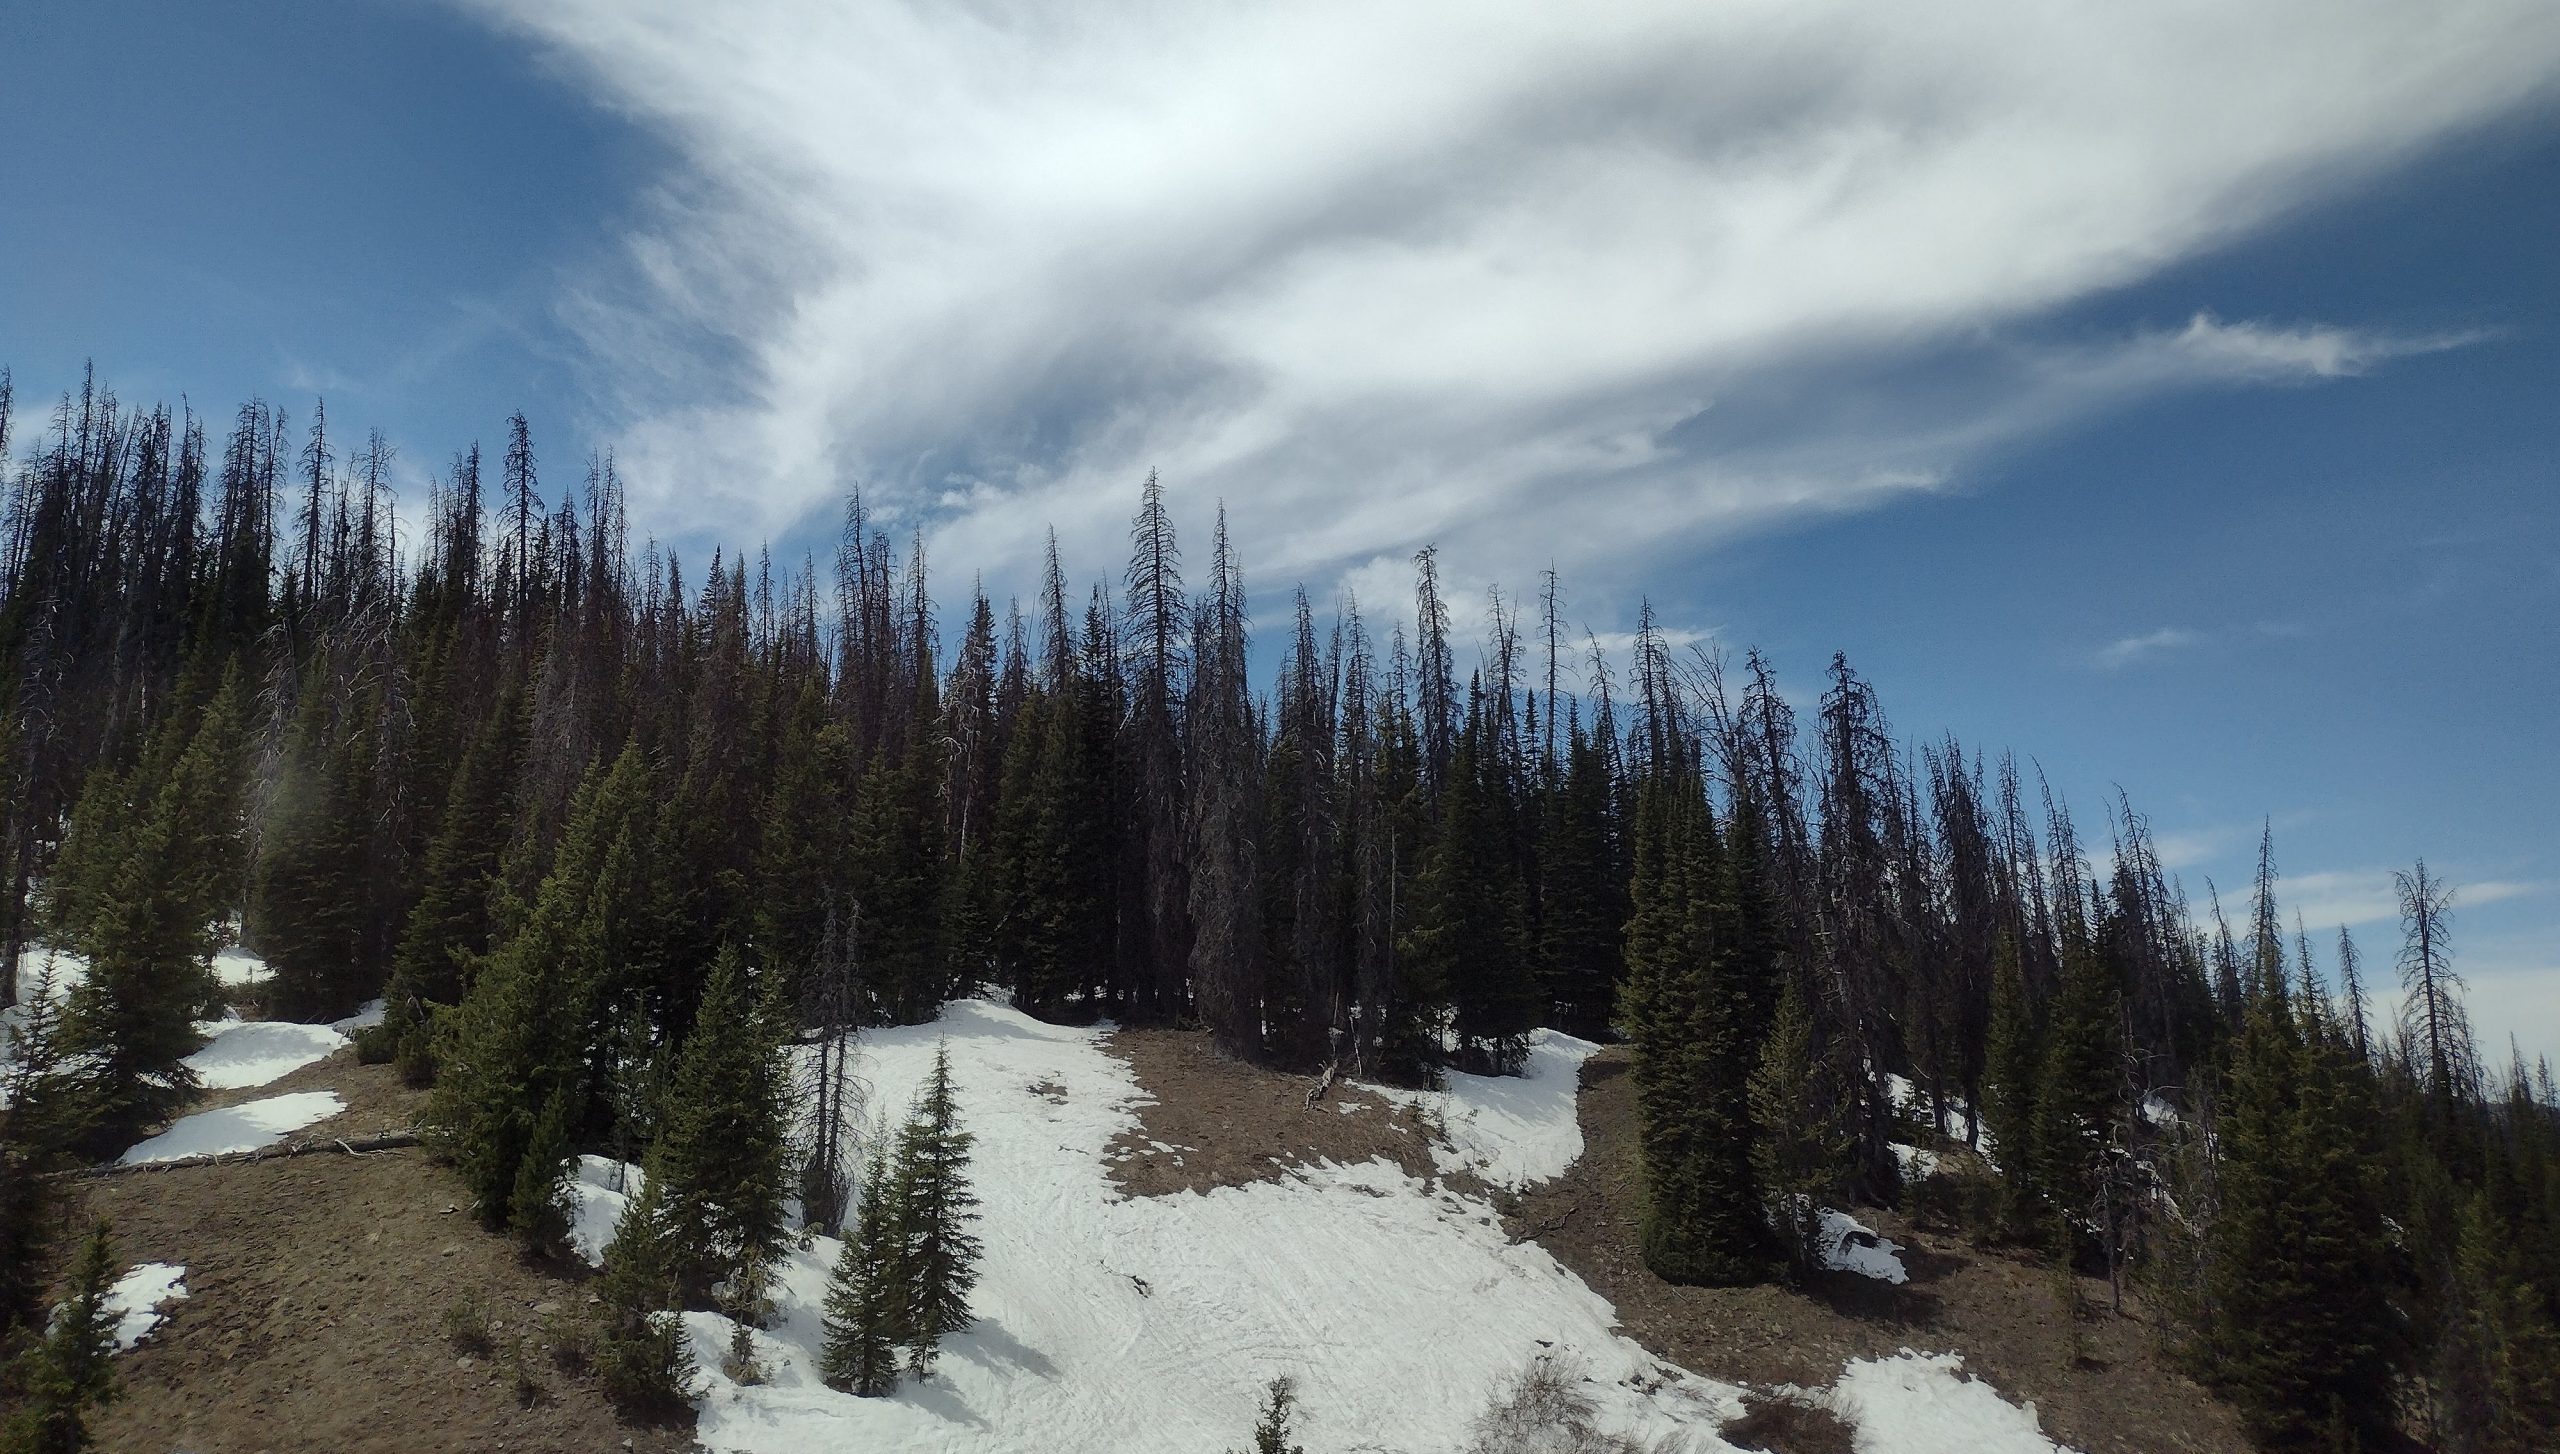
[63, 1050, 699, 1454]
[1515, 1051, 2251, 1454]
[1097, 1028, 2249, 1454]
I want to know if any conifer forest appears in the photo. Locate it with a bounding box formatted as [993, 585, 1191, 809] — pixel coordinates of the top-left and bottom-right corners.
[0, 367, 2555, 1454]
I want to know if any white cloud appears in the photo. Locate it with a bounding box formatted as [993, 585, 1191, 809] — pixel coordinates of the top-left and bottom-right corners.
[2095, 626, 2201, 669]
[458, 0, 2560, 600]
[2283, 870, 2542, 933]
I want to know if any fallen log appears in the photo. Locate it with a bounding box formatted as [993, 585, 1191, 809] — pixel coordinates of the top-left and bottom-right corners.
[54, 1130, 422, 1180]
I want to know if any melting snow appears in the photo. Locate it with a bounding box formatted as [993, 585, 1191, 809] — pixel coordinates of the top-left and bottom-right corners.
[211, 948, 270, 987]
[1816, 1209, 1909, 1286]
[118, 1090, 344, 1165]
[331, 998, 387, 1034]
[184, 1019, 347, 1090]
[104, 1262, 188, 1350]
[1831, 1351, 2073, 1453]
[574, 1001, 1734, 1453]
[1364, 1027, 1601, 1191]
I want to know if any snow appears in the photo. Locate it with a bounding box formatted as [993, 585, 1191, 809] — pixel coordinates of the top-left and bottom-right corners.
[184, 1019, 347, 1090]
[573, 1001, 1738, 1453]
[331, 998, 386, 1033]
[1364, 1027, 1602, 1191]
[211, 947, 269, 987]
[104, 1263, 188, 1350]
[1830, 1351, 2074, 1454]
[570, 1154, 646, 1266]
[117, 1090, 344, 1165]
[1892, 1143, 1942, 1181]
[1816, 1209, 1909, 1286]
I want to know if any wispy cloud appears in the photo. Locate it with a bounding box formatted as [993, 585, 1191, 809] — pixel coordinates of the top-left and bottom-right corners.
[2095, 627, 2202, 669]
[458, 0, 2560, 603]
[2285, 870, 2543, 932]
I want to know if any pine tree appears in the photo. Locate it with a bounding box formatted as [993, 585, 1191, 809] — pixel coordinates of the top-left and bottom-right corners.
[0, 963, 87, 1340]
[2031, 941, 2119, 1247]
[647, 944, 792, 1303]
[253, 674, 370, 1021]
[2, 1220, 122, 1454]
[1233, 1375, 1307, 1454]
[893, 1043, 981, 1377]
[1623, 765, 1776, 1285]
[59, 678, 250, 1151]
[1751, 980, 1853, 1276]
[427, 746, 651, 1230]
[590, 1182, 695, 1418]
[820, 1149, 906, 1397]
[377, 680, 526, 1076]
[1980, 931, 2043, 1232]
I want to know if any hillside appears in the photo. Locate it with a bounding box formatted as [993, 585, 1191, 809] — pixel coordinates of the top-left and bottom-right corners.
[17, 956, 2225, 1454]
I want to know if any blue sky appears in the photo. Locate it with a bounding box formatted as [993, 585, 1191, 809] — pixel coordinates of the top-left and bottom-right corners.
[3, 2, 2556, 1063]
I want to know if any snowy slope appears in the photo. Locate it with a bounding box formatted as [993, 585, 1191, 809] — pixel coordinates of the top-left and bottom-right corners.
[568, 1000, 2077, 1454]
[1364, 1027, 1601, 1191]
[118, 1090, 343, 1164]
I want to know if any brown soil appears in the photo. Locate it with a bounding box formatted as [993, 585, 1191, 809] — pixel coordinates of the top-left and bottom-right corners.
[1099, 1026, 1453, 1197]
[65, 1051, 698, 1454]
[1516, 1050, 2250, 1454]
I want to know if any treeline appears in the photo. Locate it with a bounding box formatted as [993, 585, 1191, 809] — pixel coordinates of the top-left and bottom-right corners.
[0, 367, 2553, 1450]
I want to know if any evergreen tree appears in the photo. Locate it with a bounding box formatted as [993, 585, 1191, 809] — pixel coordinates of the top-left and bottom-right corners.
[1234, 1375, 1307, 1454]
[2, 1220, 122, 1454]
[1623, 765, 1775, 1285]
[892, 1043, 981, 1377]
[590, 1182, 695, 1418]
[2031, 940, 2120, 1245]
[1980, 931, 2043, 1231]
[427, 746, 652, 1230]
[819, 1149, 906, 1397]
[647, 944, 793, 1303]
[1750, 980, 1853, 1276]
[377, 679, 526, 1076]
[0, 963, 86, 1341]
[253, 674, 371, 1021]
[59, 678, 250, 1150]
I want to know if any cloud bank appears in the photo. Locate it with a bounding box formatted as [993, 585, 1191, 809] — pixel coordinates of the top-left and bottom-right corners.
[462, 0, 2560, 603]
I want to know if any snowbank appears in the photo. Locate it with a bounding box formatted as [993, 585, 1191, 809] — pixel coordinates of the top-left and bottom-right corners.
[184, 1019, 347, 1090]
[212, 948, 269, 988]
[105, 1262, 188, 1350]
[118, 1090, 344, 1165]
[1365, 1027, 1602, 1190]
[1829, 1351, 2073, 1454]
[331, 998, 386, 1034]
[577, 1001, 1735, 1453]
[1815, 1210, 1908, 1286]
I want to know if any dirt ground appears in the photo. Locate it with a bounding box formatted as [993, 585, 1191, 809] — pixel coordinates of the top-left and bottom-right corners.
[1099, 1026, 1452, 1196]
[1514, 1051, 2251, 1454]
[1099, 1028, 2250, 1454]
[63, 1052, 699, 1454]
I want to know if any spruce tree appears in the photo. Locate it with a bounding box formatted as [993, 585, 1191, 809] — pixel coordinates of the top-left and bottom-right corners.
[893, 1043, 981, 1378]
[427, 746, 650, 1230]
[647, 944, 792, 1304]
[2, 1220, 122, 1454]
[820, 1150, 906, 1397]
[2030, 941, 2119, 1245]
[60, 678, 250, 1151]
[1750, 980, 1852, 1276]
[377, 680, 525, 1075]
[253, 675, 370, 1021]
[591, 1182, 695, 1418]
[1979, 931, 2043, 1232]
[0, 963, 86, 1341]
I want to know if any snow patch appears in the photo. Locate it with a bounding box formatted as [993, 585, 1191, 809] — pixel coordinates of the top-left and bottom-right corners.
[610, 1001, 1731, 1453]
[331, 998, 386, 1034]
[184, 1019, 347, 1090]
[211, 948, 269, 988]
[1830, 1350, 2074, 1453]
[569, 1155, 647, 1267]
[118, 1090, 344, 1164]
[1892, 1143, 1942, 1181]
[104, 1263, 188, 1350]
[1816, 1209, 1908, 1285]
[1365, 1027, 1600, 1190]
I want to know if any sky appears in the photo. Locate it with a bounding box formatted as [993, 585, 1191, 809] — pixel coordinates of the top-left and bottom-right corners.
[3, 1, 2556, 1064]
